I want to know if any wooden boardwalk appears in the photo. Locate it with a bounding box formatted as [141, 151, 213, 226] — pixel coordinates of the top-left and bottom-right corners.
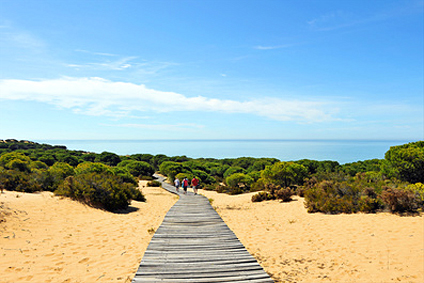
[131, 175, 274, 283]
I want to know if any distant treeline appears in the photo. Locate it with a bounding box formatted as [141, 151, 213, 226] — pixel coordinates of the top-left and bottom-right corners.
[0, 139, 423, 214]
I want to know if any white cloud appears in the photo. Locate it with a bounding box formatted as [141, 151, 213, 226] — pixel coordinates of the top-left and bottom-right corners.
[67, 56, 138, 71]
[307, 11, 361, 31]
[110, 123, 204, 131]
[75, 49, 118, 57]
[0, 77, 338, 122]
[66, 51, 178, 77]
[0, 23, 46, 50]
[307, 1, 424, 32]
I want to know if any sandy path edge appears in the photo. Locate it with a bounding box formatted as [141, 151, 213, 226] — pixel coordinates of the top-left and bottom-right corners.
[199, 189, 424, 283]
[0, 182, 178, 283]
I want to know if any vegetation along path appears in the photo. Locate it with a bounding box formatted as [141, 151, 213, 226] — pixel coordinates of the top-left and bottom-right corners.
[131, 174, 274, 283]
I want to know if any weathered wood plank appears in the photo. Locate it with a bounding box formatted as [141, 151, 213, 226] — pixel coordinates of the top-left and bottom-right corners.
[131, 174, 274, 283]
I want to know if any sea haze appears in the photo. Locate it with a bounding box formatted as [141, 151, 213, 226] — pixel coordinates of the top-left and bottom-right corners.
[35, 139, 416, 164]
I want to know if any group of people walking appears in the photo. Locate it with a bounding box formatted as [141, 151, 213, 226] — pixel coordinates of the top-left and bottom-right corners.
[174, 176, 199, 195]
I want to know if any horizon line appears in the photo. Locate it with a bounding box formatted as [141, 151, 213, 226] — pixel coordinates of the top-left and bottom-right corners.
[29, 138, 420, 143]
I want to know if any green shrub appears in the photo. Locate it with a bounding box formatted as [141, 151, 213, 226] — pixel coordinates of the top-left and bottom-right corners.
[226, 173, 254, 188]
[295, 186, 306, 197]
[38, 154, 56, 166]
[75, 162, 111, 175]
[248, 158, 279, 173]
[147, 180, 161, 187]
[216, 185, 227, 193]
[207, 163, 229, 178]
[175, 172, 194, 184]
[124, 160, 155, 178]
[95, 151, 121, 166]
[380, 187, 419, 213]
[275, 187, 295, 202]
[202, 184, 216, 191]
[57, 154, 80, 167]
[223, 166, 246, 179]
[0, 152, 32, 172]
[55, 173, 144, 212]
[250, 183, 295, 202]
[192, 169, 215, 185]
[304, 178, 421, 214]
[159, 161, 190, 182]
[111, 167, 137, 185]
[50, 162, 75, 177]
[252, 191, 274, 202]
[233, 157, 256, 170]
[45, 162, 75, 190]
[407, 183, 424, 207]
[382, 141, 424, 183]
[31, 160, 48, 170]
[228, 186, 244, 195]
[127, 186, 146, 202]
[250, 177, 267, 192]
[247, 171, 261, 182]
[139, 175, 154, 181]
[304, 181, 362, 214]
[358, 195, 383, 213]
[0, 168, 41, 193]
[261, 161, 308, 188]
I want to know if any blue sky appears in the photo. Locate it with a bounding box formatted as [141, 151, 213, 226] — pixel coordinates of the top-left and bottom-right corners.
[0, 0, 423, 141]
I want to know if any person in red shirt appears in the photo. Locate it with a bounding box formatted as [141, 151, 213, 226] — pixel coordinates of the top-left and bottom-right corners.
[191, 177, 199, 195]
[182, 177, 189, 194]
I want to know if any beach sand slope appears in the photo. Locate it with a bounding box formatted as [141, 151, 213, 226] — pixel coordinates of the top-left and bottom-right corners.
[199, 189, 424, 283]
[0, 182, 177, 283]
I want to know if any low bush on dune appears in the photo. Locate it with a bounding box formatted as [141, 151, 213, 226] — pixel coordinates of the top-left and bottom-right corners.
[304, 180, 422, 214]
[275, 187, 295, 202]
[251, 184, 295, 203]
[251, 191, 274, 202]
[380, 187, 420, 213]
[304, 181, 363, 214]
[202, 184, 216, 191]
[147, 180, 161, 187]
[407, 182, 424, 206]
[55, 173, 145, 212]
[228, 186, 244, 195]
[139, 175, 154, 181]
[357, 187, 383, 213]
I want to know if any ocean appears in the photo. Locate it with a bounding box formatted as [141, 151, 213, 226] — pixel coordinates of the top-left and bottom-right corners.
[35, 139, 417, 164]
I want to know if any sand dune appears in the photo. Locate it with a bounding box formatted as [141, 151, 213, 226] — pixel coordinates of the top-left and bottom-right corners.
[1, 184, 423, 283]
[199, 189, 424, 283]
[0, 182, 177, 283]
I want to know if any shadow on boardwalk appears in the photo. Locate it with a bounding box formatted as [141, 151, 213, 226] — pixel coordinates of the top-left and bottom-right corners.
[131, 174, 274, 283]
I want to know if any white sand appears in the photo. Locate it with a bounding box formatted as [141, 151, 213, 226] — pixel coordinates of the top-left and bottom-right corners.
[0, 182, 177, 283]
[199, 189, 424, 283]
[1, 184, 423, 283]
